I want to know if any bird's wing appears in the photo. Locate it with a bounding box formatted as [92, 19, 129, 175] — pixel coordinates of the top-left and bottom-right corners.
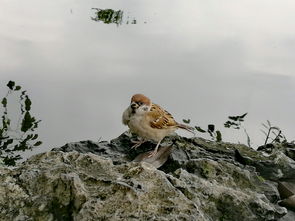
[147, 104, 177, 129]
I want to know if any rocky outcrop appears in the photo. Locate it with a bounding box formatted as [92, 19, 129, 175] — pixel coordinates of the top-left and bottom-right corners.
[0, 132, 294, 220]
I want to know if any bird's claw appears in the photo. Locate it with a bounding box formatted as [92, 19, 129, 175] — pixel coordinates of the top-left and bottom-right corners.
[130, 139, 146, 149]
[148, 150, 157, 158]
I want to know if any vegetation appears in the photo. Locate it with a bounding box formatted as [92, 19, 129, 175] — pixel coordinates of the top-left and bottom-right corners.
[0, 81, 42, 166]
[91, 8, 123, 25]
[261, 120, 287, 145]
[224, 113, 251, 147]
[194, 124, 222, 142]
[184, 113, 289, 148]
[0, 80, 291, 166]
[91, 8, 137, 26]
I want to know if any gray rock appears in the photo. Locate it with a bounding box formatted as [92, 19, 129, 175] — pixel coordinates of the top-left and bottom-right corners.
[280, 210, 295, 221]
[0, 152, 205, 221]
[1, 132, 295, 220]
[258, 143, 295, 162]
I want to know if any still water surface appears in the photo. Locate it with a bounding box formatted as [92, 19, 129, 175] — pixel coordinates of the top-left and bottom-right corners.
[1, 0, 295, 157]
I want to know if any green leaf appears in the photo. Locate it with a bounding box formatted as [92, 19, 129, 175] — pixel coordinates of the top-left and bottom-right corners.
[24, 97, 32, 111]
[208, 124, 215, 133]
[195, 126, 206, 133]
[224, 121, 233, 128]
[32, 134, 38, 140]
[3, 155, 21, 166]
[12, 144, 25, 151]
[24, 134, 33, 141]
[228, 116, 239, 121]
[183, 119, 190, 124]
[21, 112, 34, 132]
[6, 81, 15, 90]
[14, 86, 21, 91]
[33, 120, 41, 129]
[1, 97, 7, 107]
[34, 141, 42, 146]
[228, 113, 248, 122]
[2, 117, 8, 130]
[240, 113, 248, 118]
[216, 130, 222, 142]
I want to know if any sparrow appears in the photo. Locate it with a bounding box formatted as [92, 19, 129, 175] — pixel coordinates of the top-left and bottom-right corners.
[122, 94, 194, 157]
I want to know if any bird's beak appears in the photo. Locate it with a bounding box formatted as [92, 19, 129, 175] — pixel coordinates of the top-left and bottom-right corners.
[130, 102, 138, 109]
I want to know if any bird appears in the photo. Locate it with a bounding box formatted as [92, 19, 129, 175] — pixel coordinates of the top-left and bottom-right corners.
[122, 94, 194, 157]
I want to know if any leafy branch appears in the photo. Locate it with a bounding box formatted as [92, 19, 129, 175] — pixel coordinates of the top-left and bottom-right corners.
[183, 112, 290, 149]
[0, 81, 42, 166]
[224, 113, 247, 129]
[224, 113, 251, 147]
[91, 8, 124, 25]
[183, 120, 222, 142]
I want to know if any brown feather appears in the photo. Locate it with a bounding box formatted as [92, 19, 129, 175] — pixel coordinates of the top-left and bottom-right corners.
[147, 104, 178, 129]
[131, 94, 151, 106]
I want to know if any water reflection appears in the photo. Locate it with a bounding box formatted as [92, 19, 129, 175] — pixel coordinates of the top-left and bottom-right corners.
[91, 8, 137, 25]
[0, 0, 295, 159]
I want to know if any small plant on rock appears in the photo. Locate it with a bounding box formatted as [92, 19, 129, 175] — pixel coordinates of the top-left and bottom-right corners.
[261, 120, 287, 145]
[0, 81, 42, 166]
[224, 113, 251, 147]
[183, 119, 222, 142]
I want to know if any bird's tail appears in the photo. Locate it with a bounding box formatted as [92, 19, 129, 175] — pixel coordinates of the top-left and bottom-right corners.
[177, 123, 195, 135]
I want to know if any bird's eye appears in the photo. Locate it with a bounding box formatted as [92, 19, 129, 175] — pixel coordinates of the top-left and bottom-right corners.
[137, 102, 143, 105]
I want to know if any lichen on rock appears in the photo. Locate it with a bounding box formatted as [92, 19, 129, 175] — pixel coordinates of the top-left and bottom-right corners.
[0, 132, 294, 220]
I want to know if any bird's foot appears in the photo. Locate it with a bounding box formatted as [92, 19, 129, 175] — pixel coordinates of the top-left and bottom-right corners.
[130, 139, 146, 149]
[147, 140, 162, 158]
[148, 149, 158, 158]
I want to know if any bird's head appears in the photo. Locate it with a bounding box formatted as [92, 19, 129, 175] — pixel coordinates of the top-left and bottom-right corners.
[130, 94, 151, 114]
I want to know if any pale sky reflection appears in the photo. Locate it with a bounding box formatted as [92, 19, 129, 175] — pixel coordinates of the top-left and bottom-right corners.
[0, 0, 294, 158]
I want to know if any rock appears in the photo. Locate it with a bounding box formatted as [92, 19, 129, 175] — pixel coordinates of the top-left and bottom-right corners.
[234, 144, 295, 181]
[1, 132, 295, 220]
[280, 210, 295, 221]
[257, 142, 295, 162]
[0, 152, 204, 220]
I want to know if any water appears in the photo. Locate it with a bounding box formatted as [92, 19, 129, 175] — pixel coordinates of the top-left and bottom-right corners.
[1, 0, 295, 158]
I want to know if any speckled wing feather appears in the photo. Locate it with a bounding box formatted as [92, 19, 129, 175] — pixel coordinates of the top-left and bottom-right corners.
[147, 104, 177, 129]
